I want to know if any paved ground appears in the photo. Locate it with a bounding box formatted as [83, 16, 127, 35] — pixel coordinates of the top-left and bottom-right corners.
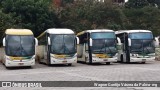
[0, 61, 160, 90]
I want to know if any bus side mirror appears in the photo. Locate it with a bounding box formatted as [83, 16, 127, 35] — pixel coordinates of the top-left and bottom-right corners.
[128, 38, 131, 46]
[89, 38, 93, 46]
[3, 38, 5, 46]
[154, 37, 159, 48]
[76, 37, 79, 44]
[117, 37, 121, 45]
[35, 38, 38, 46]
[48, 37, 51, 45]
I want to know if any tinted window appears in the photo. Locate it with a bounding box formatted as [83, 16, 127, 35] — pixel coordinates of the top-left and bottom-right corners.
[50, 34, 76, 54]
[6, 35, 35, 56]
[129, 32, 153, 39]
[91, 32, 115, 39]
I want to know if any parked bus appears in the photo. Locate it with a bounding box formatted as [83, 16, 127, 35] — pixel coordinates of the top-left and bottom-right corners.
[2, 29, 38, 67]
[115, 30, 159, 63]
[37, 28, 79, 66]
[77, 29, 121, 64]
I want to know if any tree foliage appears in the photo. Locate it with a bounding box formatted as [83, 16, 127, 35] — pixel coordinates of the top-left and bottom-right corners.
[0, 0, 60, 36]
[0, 0, 160, 46]
[123, 6, 160, 35]
[125, 0, 149, 8]
[60, 1, 126, 33]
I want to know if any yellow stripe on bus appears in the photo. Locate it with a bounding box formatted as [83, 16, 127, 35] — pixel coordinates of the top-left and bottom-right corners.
[9, 57, 23, 60]
[95, 54, 109, 58]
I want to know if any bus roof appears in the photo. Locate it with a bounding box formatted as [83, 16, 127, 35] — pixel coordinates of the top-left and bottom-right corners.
[46, 28, 74, 34]
[37, 28, 75, 39]
[77, 29, 114, 36]
[115, 30, 152, 34]
[5, 29, 33, 35]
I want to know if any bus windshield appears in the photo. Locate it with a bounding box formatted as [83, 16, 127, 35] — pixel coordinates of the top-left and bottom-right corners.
[91, 32, 115, 39]
[129, 32, 153, 39]
[91, 32, 117, 56]
[6, 35, 35, 56]
[131, 39, 155, 54]
[92, 39, 117, 55]
[129, 32, 154, 54]
[50, 34, 76, 54]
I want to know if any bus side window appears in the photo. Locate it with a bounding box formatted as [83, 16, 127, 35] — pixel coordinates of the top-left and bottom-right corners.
[159, 36, 160, 46]
[45, 33, 48, 51]
[85, 33, 89, 52]
[85, 43, 88, 52]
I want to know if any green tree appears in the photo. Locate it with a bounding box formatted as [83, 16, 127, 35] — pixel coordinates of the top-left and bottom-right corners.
[125, 0, 149, 8]
[0, 10, 16, 45]
[123, 6, 160, 36]
[147, 0, 160, 7]
[62, 0, 74, 4]
[59, 1, 126, 33]
[1, 0, 60, 36]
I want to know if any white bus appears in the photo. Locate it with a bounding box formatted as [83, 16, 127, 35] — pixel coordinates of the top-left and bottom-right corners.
[115, 30, 159, 63]
[77, 29, 121, 64]
[37, 28, 79, 66]
[2, 29, 38, 67]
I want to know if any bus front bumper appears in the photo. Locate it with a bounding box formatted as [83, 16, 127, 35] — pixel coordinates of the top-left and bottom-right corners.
[50, 57, 77, 64]
[130, 57, 155, 62]
[5, 60, 35, 67]
[91, 57, 117, 63]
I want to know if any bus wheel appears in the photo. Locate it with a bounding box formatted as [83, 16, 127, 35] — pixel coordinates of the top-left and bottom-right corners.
[120, 55, 123, 63]
[141, 62, 145, 64]
[68, 63, 72, 66]
[37, 56, 41, 64]
[106, 62, 110, 65]
[85, 57, 88, 63]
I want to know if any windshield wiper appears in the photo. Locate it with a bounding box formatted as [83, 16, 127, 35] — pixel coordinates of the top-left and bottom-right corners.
[142, 40, 150, 55]
[99, 40, 105, 53]
[12, 47, 21, 56]
[21, 46, 29, 56]
[144, 46, 153, 54]
[105, 40, 113, 54]
[64, 44, 74, 54]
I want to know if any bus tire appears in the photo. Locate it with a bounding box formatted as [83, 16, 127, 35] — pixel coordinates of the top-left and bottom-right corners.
[68, 63, 72, 66]
[36, 56, 41, 64]
[120, 55, 123, 63]
[141, 62, 145, 64]
[106, 62, 110, 65]
[85, 57, 88, 64]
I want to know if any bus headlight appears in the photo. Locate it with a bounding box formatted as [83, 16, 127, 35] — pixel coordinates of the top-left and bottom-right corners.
[92, 54, 97, 58]
[148, 53, 155, 56]
[51, 54, 55, 58]
[131, 54, 138, 57]
[6, 56, 11, 61]
[114, 53, 118, 57]
[73, 54, 77, 58]
[31, 56, 35, 60]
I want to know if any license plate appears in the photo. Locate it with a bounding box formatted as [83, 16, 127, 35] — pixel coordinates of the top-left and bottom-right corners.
[104, 59, 108, 61]
[62, 61, 67, 63]
[142, 59, 146, 61]
[19, 63, 24, 65]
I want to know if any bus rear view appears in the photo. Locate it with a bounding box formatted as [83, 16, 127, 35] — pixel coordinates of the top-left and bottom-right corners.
[2, 29, 38, 67]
